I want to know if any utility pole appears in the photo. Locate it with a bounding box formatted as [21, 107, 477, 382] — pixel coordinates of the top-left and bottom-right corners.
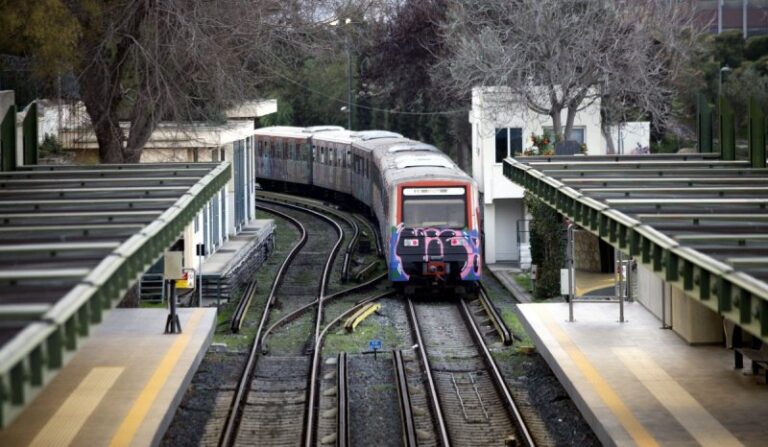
[331, 18, 354, 130]
[743, 0, 748, 38]
[346, 33, 353, 130]
[718, 0, 723, 35]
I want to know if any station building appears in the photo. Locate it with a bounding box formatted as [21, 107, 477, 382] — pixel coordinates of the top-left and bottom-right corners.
[38, 99, 278, 300]
[470, 87, 606, 265]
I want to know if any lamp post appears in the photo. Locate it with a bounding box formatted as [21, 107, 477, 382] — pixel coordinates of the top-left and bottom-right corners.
[331, 18, 353, 130]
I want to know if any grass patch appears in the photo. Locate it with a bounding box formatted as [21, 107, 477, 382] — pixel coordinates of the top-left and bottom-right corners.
[267, 313, 314, 353]
[481, 277, 535, 353]
[140, 301, 166, 309]
[514, 273, 532, 291]
[500, 308, 534, 349]
[211, 214, 300, 350]
[323, 310, 403, 355]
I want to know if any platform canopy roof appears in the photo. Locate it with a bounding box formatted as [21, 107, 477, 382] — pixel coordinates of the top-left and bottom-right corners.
[0, 162, 230, 428]
[504, 153, 768, 343]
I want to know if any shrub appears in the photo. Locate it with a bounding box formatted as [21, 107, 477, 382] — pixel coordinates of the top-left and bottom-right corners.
[39, 134, 64, 156]
[525, 193, 565, 299]
[745, 35, 768, 61]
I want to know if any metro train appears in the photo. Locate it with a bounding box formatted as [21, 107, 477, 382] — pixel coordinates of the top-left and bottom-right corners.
[253, 126, 482, 293]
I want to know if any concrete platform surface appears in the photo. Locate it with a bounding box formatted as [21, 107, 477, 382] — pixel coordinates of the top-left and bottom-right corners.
[517, 301, 768, 446]
[202, 219, 274, 276]
[0, 308, 216, 447]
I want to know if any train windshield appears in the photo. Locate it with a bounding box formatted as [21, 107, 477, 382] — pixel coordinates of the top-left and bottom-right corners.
[402, 187, 466, 229]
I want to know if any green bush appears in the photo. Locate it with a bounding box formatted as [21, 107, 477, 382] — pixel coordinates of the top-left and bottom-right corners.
[745, 35, 768, 61]
[714, 30, 746, 68]
[525, 193, 564, 299]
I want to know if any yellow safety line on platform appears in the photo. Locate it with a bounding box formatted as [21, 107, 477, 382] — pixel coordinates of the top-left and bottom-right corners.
[614, 348, 744, 447]
[535, 307, 659, 447]
[109, 310, 204, 447]
[30, 367, 124, 447]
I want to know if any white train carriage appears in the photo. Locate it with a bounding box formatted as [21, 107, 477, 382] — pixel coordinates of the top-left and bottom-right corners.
[254, 126, 343, 187]
[253, 125, 482, 289]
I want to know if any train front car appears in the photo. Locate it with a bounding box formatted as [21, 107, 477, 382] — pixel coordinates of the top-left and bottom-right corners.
[385, 154, 482, 295]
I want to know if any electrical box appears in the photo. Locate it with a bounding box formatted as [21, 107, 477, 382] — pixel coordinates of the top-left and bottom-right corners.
[530, 264, 538, 280]
[560, 268, 571, 296]
[164, 251, 184, 280]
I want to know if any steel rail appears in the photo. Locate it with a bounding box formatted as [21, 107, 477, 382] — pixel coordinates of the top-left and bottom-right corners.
[219, 204, 307, 447]
[393, 349, 418, 447]
[258, 193, 361, 281]
[304, 290, 395, 447]
[355, 214, 384, 258]
[260, 272, 387, 354]
[229, 205, 307, 333]
[337, 352, 349, 447]
[300, 203, 345, 447]
[478, 284, 513, 345]
[459, 299, 536, 447]
[405, 298, 451, 447]
[342, 217, 359, 282]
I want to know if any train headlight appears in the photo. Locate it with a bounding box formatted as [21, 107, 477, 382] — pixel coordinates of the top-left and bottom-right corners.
[450, 238, 464, 246]
[403, 238, 419, 247]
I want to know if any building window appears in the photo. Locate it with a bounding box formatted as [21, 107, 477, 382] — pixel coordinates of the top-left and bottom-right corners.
[495, 128, 522, 163]
[543, 127, 585, 144]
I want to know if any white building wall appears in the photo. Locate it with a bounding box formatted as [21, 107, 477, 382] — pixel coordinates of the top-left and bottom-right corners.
[609, 121, 651, 155]
[470, 87, 604, 263]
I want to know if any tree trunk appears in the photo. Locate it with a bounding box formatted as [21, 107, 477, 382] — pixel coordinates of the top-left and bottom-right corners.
[602, 119, 616, 154]
[550, 106, 563, 142]
[79, 66, 125, 163]
[124, 102, 162, 163]
[564, 104, 578, 142]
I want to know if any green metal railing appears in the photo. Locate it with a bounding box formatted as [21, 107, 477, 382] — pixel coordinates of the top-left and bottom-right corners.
[1, 105, 16, 171]
[503, 158, 768, 344]
[0, 162, 231, 427]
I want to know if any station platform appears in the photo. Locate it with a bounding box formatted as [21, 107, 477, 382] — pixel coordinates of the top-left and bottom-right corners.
[199, 218, 274, 305]
[517, 301, 768, 446]
[0, 308, 216, 447]
[202, 218, 274, 276]
[487, 263, 617, 301]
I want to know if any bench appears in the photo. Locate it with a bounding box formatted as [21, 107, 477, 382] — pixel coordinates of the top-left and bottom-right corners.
[732, 325, 768, 382]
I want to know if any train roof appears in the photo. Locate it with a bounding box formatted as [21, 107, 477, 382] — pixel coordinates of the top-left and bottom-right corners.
[357, 130, 403, 141]
[366, 137, 474, 187]
[386, 142, 440, 153]
[253, 126, 307, 138]
[311, 130, 355, 144]
[304, 125, 345, 133]
[394, 153, 456, 170]
[254, 125, 346, 139]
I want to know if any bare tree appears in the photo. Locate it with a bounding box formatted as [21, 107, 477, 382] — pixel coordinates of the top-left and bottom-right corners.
[438, 0, 705, 150]
[60, 0, 321, 163]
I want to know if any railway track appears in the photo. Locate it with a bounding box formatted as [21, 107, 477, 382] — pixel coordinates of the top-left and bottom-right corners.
[258, 192, 369, 283]
[405, 297, 536, 447]
[218, 200, 344, 447]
